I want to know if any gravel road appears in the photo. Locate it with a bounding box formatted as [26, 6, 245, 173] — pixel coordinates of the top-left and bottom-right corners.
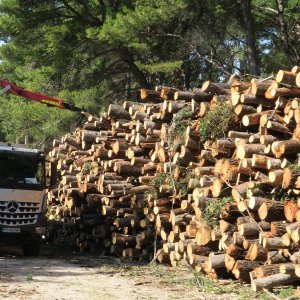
[0, 245, 241, 300]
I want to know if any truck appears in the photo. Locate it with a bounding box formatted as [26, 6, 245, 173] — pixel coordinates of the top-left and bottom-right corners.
[0, 78, 83, 255]
[0, 144, 57, 256]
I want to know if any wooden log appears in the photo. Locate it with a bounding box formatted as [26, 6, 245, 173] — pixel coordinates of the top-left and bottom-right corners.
[295, 264, 300, 277]
[199, 102, 210, 117]
[268, 170, 284, 185]
[267, 86, 300, 99]
[292, 65, 300, 73]
[207, 253, 226, 270]
[251, 273, 298, 292]
[241, 94, 274, 107]
[283, 168, 300, 189]
[233, 260, 260, 282]
[184, 135, 200, 151]
[211, 178, 232, 198]
[284, 201, 298, 222]
[236, 144, 265, 159]
[174, 91, 194, 101]
[108, 104, 131, 120]
[254, 264, 280, 279]
[189, 254, 208, 267]
[224, 254, 236, 271]
[228, 131, 251, 139]
[158, 86, 179, 100]
[292, 98, 300, 109]
[195, 224, 212, 246]
[242, 111, 272, 127]
[266, 157, 282, 170]
[246, 243, 268, 261]
[117, 164, 143, 177]
[276, 70, 299, 86]
[140, 89, 162, 102]
[201, 81, 230, 95]
[238, 222, 260, 237]
[250, 79, 274, 96]
[279, 263, 296, 275]
[233, 104, 256, 116]
[225, 244, 244, 257]
[262, 236, 286, 249]
[267, 120, 291, 134]
[258, 201, 284, 221]
[270, 221, 287, 236]
[186, 241, 217, 257]
[112, 233, 136, 247]
[231, 182, 249, 202]
[260, 135, 278, 145]
[251, 154, 271, 170]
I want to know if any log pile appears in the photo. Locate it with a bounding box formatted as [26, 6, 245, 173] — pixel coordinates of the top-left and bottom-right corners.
[46, 66, 300, 292]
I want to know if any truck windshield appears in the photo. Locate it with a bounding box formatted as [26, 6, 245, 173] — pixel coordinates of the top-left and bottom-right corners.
[0, 153, 44, 190]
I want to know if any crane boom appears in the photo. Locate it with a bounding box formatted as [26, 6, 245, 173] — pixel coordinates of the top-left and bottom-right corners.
[0, 79, 82, 112]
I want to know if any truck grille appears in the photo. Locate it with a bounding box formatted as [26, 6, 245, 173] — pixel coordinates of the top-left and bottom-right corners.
[0, 201, 40, 226]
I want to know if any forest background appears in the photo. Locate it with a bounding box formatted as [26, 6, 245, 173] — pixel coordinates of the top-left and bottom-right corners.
[0, 0, 299, 146]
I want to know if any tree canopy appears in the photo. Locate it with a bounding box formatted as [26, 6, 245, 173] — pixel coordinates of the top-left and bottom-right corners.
[0, 0, 299, 145]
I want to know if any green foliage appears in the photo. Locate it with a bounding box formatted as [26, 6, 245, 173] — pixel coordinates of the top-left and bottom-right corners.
[0, 96, 77, 146]
[199, 102, 233, 142]
[258, 287, 297, 300]
[285, 162, 300, 172]
[191, 273, 256, 299]
[169, 107, 193, 148]
[175, 169, 192, 196]
[150, 168, 192, 199]
[149, 173, 169, 199]
[26, 273, 33, 281]
[82, 162, 92, 175]
[136, 60, 182, 75]
[202, 196, 234, 227]
[273, 187, 290, 202]
[276, 287, 296, 299]
[0, 0, 299, 143]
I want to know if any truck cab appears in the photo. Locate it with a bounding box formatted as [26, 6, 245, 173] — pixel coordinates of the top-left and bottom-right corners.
[0, 144, 51, 256]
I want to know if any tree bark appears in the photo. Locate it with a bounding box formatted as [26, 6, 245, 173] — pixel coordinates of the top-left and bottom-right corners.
[240, 0, 260, 75]
[276, 0, 299, 64]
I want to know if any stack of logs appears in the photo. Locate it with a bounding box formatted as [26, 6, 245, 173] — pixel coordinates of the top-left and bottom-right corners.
[47, 65, 300, 292]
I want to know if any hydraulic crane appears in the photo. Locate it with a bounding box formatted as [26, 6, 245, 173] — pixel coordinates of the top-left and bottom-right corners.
[0, 78, 83, 113]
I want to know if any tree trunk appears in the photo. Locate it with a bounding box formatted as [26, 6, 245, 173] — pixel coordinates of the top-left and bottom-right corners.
[276, 0, 299, 64]
[240, 0, 260, 75]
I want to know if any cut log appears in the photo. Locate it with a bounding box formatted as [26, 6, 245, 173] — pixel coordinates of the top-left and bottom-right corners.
[258, 201, 284, 221]
[276, 70, 299, 87]
[251, 273, 298, 292]
[250, 79, 274, 96]
[233, 260, 260, 282]
[108, 104, 131, 120]
[201, 81, 230, 95]
[236, 144, 265, 159]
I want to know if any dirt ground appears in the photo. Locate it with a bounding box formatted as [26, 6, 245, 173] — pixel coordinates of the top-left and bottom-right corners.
[0, 244, 263, 300]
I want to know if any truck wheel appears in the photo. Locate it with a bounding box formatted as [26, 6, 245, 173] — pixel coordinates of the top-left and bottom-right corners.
[22, 243, 41, 257]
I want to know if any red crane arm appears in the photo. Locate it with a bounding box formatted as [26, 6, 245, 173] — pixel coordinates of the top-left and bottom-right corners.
[0, 79, 82, 112]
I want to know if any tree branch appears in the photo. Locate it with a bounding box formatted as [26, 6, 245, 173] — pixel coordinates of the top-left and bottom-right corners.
[164, 33, 232, 76]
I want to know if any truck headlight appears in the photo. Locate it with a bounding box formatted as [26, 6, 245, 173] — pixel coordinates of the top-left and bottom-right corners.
[35, 226, 46, 235]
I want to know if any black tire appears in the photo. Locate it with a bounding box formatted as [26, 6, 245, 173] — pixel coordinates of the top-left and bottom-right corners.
[22, 243, 41, 257]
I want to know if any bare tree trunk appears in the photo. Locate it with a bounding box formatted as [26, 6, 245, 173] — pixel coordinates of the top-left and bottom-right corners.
[120, 48, 151, 89]
[276, 0, 299, 64]
[240, 0, 260, 76]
